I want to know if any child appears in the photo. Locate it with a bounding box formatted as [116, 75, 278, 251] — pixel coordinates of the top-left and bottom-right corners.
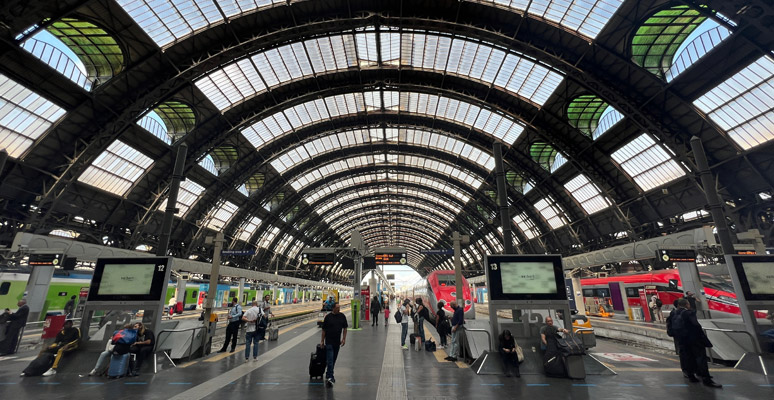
[384, 304, 390, 325]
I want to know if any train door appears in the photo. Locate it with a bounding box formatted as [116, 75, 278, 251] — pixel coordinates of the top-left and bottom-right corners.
[608, 282, 625, 311]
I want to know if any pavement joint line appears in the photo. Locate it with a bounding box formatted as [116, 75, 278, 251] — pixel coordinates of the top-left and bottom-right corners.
[37, 382, 60, 385]
[526, 383, 550, 386]
[759, 384, 774, 387]
[0, 382, 18, 385]
[376, 313, 409, 400]
[481, 383, 505, 386]
[303, 382, 323, 385]
[124, 382, 148, 385]
[572, 383, 597, 386]
[436, 383, 459, 386]
[619, 383, 643, 386]
[256, 382, 280, 385]
[167, 324, 320, 400]
[346, 383, 367, 386]
[80, 382, 105, 385]
[664, 384, 689, 387]
[169, 382, 192, 385]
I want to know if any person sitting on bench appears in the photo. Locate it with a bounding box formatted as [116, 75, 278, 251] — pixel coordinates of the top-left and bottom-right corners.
[41, 319, 81, 376]
[128, 322, 155, 377]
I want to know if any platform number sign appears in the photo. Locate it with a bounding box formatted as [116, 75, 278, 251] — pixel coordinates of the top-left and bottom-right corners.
[490, 263, 498, 270]
[157, 264, 165, 272]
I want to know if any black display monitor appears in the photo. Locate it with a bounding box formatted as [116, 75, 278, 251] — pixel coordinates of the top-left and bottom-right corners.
[87, 257, 172, 302]
[730, 255, 774, 301]
[486, 254, 566, 301]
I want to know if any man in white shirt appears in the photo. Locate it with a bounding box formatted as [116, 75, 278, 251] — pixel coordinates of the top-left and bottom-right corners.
[242, 301, 263, 362]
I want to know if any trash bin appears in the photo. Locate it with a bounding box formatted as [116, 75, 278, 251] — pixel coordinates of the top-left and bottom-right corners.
[631, 306, 644, 321]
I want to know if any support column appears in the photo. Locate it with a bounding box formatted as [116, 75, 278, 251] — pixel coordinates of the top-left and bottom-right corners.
[493, 142, 514, 253]
[202, 232, 224, 351]
[690, 137, 734, 254]
[452, 231, 470, 303]
[176, 276, 187, 304]
[238, 278, 245, 304]
[157, 144, 187, 257]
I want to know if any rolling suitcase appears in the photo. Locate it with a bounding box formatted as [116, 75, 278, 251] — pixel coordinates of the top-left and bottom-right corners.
[565, 354, 586, 379]
[108, 353, 130, 378]
[543, 351, 566, 378]
[267, 322, 279, 341]
[309, 345, 326, 379]
[22, 353, 55, 376]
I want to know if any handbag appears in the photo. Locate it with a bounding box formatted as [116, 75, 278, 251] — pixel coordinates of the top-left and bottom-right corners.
[515, 344, 524, 363]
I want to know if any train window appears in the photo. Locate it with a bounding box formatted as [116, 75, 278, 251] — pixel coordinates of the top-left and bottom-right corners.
[229, 291, 236, 298]
[437, 275, 455, 286]
[595, 288, 611, 298]
[583, 289, 594, 297]
[625, 287, 640, 298]
[192, 291, 198, 299]
[0, 282, 9, 295]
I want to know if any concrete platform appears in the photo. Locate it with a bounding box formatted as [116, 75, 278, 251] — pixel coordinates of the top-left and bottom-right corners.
[0, 305, 772, 400]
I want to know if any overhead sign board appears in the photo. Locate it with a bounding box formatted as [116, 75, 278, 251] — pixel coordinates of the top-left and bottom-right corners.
[485, 254, 566, 302]
[221, 249, 255, 256]
[420, 249, 454, 255]
[386, 274, 395, 280]
[374, 253, 407, 265]
[657, 249, 696, 263]
[301, 251, 335, 266]
[29, 253, 63, 267]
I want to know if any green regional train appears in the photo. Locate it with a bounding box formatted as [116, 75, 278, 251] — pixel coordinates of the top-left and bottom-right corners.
[0, 271, 276, 320]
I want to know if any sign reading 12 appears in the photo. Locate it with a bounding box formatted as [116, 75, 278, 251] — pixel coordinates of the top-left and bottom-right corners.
[157, 264, 165, 272]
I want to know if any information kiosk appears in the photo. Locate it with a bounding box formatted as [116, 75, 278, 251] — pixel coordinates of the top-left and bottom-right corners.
[724, 254, 774, 375]
[473, 254, 579, 376]
[79, 257, 173, 342]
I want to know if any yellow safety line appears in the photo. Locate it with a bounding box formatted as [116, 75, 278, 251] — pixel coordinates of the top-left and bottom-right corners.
[424, 325, 466, 368]
[610, 367, 741, 372]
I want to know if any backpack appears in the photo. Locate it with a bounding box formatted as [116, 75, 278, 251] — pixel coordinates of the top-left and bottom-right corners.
[667, 309, 687, 338]
[111, 328, 137, 345]
[394, 310, 403, 323]
[655, 298, 663, 308]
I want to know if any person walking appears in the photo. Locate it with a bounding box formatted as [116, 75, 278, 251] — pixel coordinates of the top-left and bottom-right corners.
[445, 300, 464, 362]
[0, 299, 29, 355]
[435, 301, 449, 349]
[384, 302, 390, 325]
[321, 302, 347, 388]
[218, 298, 242, 353]
[242, 301, 263, 362]
[370, 295, 382, 326]
[670, 298, 721, 388]
[64, 295, 77, 318]
[399, 299, 410, 349]
[650, 294, 664, 322]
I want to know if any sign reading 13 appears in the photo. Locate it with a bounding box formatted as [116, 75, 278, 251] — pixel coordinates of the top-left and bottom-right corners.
[490, 263, 498, 270]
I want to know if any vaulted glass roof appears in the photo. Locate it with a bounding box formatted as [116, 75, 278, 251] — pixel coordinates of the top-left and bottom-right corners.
[270, 127, 495, 174]
[316, 186, 464, 216]
[323, 199, 457, 226]
[239, 90, 525, 152]
[564, 174, 612, 214]
[78, 140, 154, 196]
[694, 55, 774, 150]
[158, 179, 206, 216]
[611, 133, 686, 192]
[238, 216, 262, 242]
[534, 195, 569, 229]
[195, 28, 562, 112]
[291, 154, 484, 197]
[0, 73, 66, 159]
[118, 1, 622, 49]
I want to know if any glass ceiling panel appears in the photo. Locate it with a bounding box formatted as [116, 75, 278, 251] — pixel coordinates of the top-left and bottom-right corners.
[0, 73, 66, 159]
[256, 225, 280, 248]
[324, 198, 456, 224]
[513, 212, 540, 240]
[206, 200, 238, 230]
[611, 133, 686, 192]
[195, 28, 562, 112]
[693, 55, 774, 150]
[566, 94, 624, 140]
[78, 140, 154, 196]
[481, 0, 624, 39]
[333, 213, 447, 237]
[316, 186, 463, 216]
[564, 174, 611, 214]
[240, 90, 524, 150]
[238, 216, 262, 242]
[158, 179, 206, 216]
[270, 127, 495, 174]
[290, 155, 482, 197]
[534, 195, 569, 229]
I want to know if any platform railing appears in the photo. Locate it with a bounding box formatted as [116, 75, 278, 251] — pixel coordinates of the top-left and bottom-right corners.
[156, 325, 206, 370]
[700, 326, 758, 365]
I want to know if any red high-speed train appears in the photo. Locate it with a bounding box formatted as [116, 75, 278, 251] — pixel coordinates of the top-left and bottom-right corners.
[403, 270, 475, 320]
[581, 269, 767, 318]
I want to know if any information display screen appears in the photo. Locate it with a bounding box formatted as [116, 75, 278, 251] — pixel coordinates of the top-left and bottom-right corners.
[97, 263, 156, 295]
[485, 255, 566, 301]
[500, 261, 558, 294]
[88, 257, 171, 302]
[731, 255, 774, 301]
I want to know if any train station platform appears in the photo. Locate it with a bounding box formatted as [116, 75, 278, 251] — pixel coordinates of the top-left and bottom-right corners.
[0, 309, 772, 400]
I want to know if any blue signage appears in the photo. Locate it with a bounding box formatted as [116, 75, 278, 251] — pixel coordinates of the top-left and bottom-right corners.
[221, 250, 255, 256]
[419, 249, 454, 255]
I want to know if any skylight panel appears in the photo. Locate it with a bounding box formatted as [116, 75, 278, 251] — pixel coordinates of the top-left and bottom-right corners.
[0, 73, 66, 158]
[158, 179, 206, 216]
[275, 234, 294, 255]
[238, 216, 262, 242]
[78, 140, 153, 196]
[116, 0, 224, 48]
[513, 212, 540, 240]
[137, 111, 172, 144]
[694, 55, 774, 150]
[237, 184, 249, 197]
[257, 225, 280, 249]
[565, 174, 611, 214]
[206, 200, 238, 230]
[199, 154, 218, 176]
[534, 196, 569, 230]
[611, 133, 686, 192]
[21, 31, 91, 90]
[550, 152, 568, 173]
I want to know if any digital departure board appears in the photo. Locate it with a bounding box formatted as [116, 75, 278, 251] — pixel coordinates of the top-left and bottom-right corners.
[730, 255, 774, 301]
[29, 253, 64, 267]
[374, 253, 407, 265]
